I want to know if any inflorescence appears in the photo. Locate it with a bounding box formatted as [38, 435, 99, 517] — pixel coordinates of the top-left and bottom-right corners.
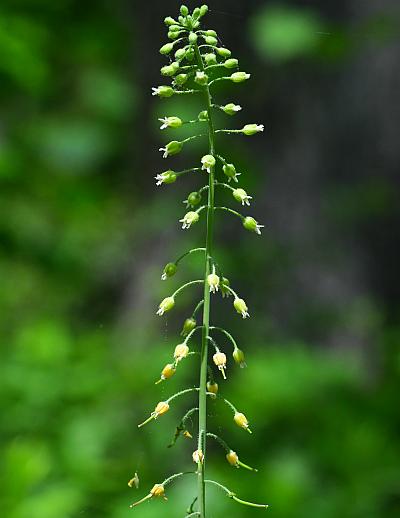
[131, 5, 268, 516]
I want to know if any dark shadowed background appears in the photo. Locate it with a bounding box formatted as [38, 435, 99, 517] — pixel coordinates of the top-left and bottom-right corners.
[0, 0, 399, 517]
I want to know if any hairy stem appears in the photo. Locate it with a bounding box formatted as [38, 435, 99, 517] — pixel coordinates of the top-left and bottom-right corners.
[194, 40, 216, 518]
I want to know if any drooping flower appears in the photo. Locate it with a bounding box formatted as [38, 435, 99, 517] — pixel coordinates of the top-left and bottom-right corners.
[157, 296, 175, 316]
[179, 211, 199, 229]
[243, 216, 264, 235]
[233, 297, 249, 318]
[233, 188, 252, 206]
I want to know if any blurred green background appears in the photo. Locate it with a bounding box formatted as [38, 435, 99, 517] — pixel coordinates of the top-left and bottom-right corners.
[1, 0, 399, 517]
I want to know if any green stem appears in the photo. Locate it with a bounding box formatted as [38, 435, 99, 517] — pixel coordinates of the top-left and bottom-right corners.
[194, 40, 216, 518]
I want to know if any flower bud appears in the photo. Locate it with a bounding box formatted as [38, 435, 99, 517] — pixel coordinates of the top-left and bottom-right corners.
[242, 124, 264, 135]
[213, 351, 227, 379]
[174, 73, 188, 85]
[233, 188, 252, 206]
[224, 58, 239, 69]
[226, 450, 239, 467]
[220, 277, 231, 298]
[183, 430, 192, 439]
[204, 53, 217, 65]
[158, 116, 183, 130]
[185, 191, 202, 207]
[207, 271, 220, 293]
[207, 381, 218, 395]
[195, 71, 208, 85]
[152, 86, 175, 98]
[168, 30, 181, 40]
[234, 411, 251, 432]
[159, 363, 176, 381]
[155, 170, 177, 186]
[157, 296, 175, 316]
[180, 317, 197, 336]
[154, 401, 170, 417]
[159, 140, 183, 158]
[216, 47, 231, 58]
[233, 347, 246, 368]
[160, 43, 174, 55]
[243, 216, 264, 235]
[179, 211, 199, 229]
[198, 110, 208, 121]
[205, 35, 217, 46]
[222, 103, 242, 115]
[180, 5, 189, 16]
[161, 261, 177, 280]
[192, 449, 204, 464]
[185, 47, 195, 60]
[233, 297, 249, 318]
[175, 48, 186, 60]
[164, 17, 177, 26]
[230, 71, 250, 83]
[174, 342, 189, 361]
[201, 154, 215, 172]
[161, 63, 179, 77]
[222, 163, 240, 182]
[150, 483, 166, 499]
[189, 32, 198, 43]
[200, 5, 209, 16]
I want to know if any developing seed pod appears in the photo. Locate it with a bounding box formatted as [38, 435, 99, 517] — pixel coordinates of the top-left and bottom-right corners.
[233, 411, 251, 432]
[161, 262, 177, 280]
[222, 163, 240, 182]
[207, 381, 218, 395]
[220, 277, 231, 298]
[157, 363, 176, 383]
[180, 317, 197, 336]
[184, 191, 202, 208]
[233, 347, 246, 368]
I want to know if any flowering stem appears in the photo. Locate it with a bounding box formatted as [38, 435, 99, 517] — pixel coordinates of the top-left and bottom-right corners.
[194, 39, 216, 518]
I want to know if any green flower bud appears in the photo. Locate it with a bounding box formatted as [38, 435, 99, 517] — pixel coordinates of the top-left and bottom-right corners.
[204, 53, 217, 65]
[180, 317, 197, 336]
[193, 7, 201, 18]
[185, 191, 202, 207]
[233, 297, 249, 318]
[185, 47, 195, 61]
[200, 5, 209, 16]
[178, 15, 184, 24]
[204, 29, 217, 37]
[220, 277, 231, 297]
[224, 58, 239, 69]
[155, 170, 177, 186]
[159, 140, 183, 158]
[168, 31, 181, 40]
[216, 47, 231, 58]
[161, 262, 177, 280]
[180, 5, 189, 16]
[201, 154, 215, 172]
[179, 211, 199, 229]
[195, 71, 208, 85]
[169, 25, 181, 32]
[158, 116, 183, 129]
[175, 48, 186, 60]
[189, 32, 198, 43]
[152, 86, 175, 98]
[233, 347, 246, 368]
[233, 188, 252, 206]
[174, 73, 188, 85]
[242, 124, 264, 135]
[157, 296, 175, 316]
[161, 63, 178, 77]
[198, 110, 208, 121]
[222, 102, 242, 115]
[205, 35, 218, 46]
[230, 71, 250, 83]
[222, 163, 240, 182]
[243, 216, 264, 235]
[164, 17, 177, 26]
[160, 43, 174, 55]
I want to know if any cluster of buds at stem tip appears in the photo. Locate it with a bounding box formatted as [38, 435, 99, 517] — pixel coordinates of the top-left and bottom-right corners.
[207, 265, 220, 293]
[234, 297, 250, 318]
[213, 351, 227, 379]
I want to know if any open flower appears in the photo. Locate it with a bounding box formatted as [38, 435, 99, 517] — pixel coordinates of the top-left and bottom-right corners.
[234, 411, 251, 432]
[179, 211, 199, 229]
[174, 343, 189, 362]
[157, 296, 175, 316]
[195, 71, 208, 85]
[233, 297, 249, 318]
[233, 188, 252, 206]
[230, 71, 250, 83]
[207, 266, 220, 293]
[201, 154, 216, 173]
[152, 86, 174, 97]
[157, 363, 176, 383]
[242, 124, 264, 135]
[243, 216, 264, 235]
[159, 140, 183, 158]
[226, 450, 239, 467]
[155, 170, 177, 186]
[159, 116, 183, 129]
[222, 103, 242, 115]
[192, 449, 204, 464]
[222, 163, 240, 183]
[213, 351, 227, 379]
[129, 483, 167, 508]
